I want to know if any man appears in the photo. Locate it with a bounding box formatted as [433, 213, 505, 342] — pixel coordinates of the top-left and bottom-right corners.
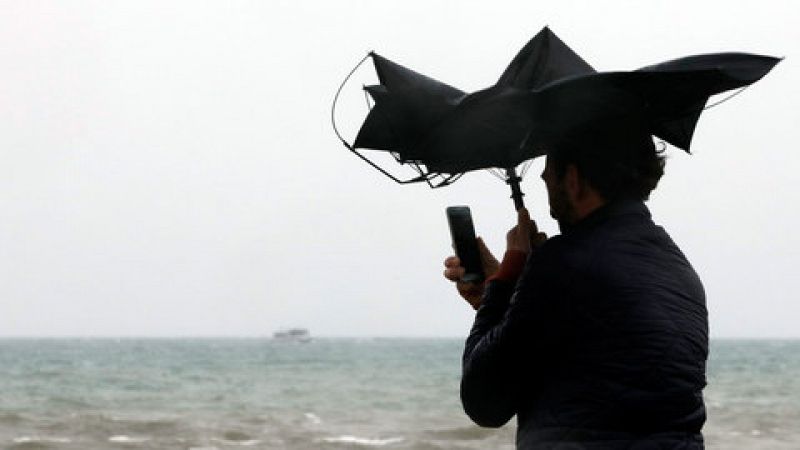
[444, 128, 708, 449]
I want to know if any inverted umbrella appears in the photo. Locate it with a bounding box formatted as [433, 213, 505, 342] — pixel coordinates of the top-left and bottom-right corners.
[331, 27, 780, 210]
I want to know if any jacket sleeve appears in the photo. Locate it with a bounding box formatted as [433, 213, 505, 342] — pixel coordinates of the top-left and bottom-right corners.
[460, 279, 519, 427]
[460, 241, 568, 428]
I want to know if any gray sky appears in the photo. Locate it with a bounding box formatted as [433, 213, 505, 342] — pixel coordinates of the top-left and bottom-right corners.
[1, 0, 798, 338]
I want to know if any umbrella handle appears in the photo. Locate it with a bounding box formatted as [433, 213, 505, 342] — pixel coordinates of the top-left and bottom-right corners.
[505, 168, 525, 211]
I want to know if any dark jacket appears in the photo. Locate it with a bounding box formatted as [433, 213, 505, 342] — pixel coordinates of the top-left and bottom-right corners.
[461, 200, 708, 449]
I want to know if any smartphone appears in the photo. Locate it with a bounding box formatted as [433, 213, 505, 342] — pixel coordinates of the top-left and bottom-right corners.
[446, 206, 485, 283]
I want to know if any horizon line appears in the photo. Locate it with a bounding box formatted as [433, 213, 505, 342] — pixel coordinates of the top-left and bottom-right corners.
[0, 335, 798, 340]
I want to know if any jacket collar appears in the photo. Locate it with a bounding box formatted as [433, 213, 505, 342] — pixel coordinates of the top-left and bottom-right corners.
[560, 198, 650, 235]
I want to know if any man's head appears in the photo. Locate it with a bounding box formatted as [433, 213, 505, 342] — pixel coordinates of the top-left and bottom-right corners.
[541, 127, 665, 227]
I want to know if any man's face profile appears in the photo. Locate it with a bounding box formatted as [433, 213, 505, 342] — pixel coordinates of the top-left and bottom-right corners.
[541, 156, 573, 224]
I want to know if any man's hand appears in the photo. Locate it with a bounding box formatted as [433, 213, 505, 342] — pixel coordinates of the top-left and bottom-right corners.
[443, 209, 547, 310]
[506, 207, 547, 254]
[443, 237, 499, 310]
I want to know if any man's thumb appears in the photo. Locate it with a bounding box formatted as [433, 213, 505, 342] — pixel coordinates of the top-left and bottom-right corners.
[476, 236, 490, 256]
[518, 207, 531, 230]
[476, 237, 496, 265]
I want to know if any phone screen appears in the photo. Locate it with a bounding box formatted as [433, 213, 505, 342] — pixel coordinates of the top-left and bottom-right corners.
[446, 206, 485, 283]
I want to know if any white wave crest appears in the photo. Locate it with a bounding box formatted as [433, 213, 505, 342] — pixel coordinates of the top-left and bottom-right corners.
[211, 438, 262, 446]
[13, 436, 72, 444]
[109, 435, 150, 443]
[304, 412, 322, 424]
[321, 435, 404, 446]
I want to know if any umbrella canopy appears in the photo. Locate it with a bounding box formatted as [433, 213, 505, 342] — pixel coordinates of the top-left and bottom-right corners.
[333, 27, 780, 209]
[421, 52, 780, 172]
[352, 27, 594, 168]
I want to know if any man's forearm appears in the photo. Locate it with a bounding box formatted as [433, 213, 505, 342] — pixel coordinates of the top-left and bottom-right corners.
[461, 279, 518, 427]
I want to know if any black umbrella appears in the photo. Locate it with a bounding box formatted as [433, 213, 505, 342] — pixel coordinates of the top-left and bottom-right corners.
[332, 27, 780, 210]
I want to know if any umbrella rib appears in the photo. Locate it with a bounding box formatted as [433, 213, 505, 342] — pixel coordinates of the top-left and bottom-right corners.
[519, 160, 534, 179]
[486, 168, 507, 181]
[346, 147, 432, 185]
[430, 173, 463, 188]
[364, 88, 373, 109]
[331, 52, 373, 148]
[704, 86, 750, 110]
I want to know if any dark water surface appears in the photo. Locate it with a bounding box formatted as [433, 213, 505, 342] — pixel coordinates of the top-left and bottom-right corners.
[1, 338, 798, 449]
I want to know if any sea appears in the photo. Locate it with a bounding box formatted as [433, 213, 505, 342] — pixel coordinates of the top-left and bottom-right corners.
[1, 338, 798, 450]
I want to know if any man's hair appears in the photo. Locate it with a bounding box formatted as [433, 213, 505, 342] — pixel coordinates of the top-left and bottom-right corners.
[548, 128, 666, 201]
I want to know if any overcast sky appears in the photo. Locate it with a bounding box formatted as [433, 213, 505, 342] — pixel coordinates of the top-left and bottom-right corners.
[1, 1, 798, 338]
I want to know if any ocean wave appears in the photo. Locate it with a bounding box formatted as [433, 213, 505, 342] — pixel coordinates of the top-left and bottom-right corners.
[304, 412, 322, 424]
[0, 412, 26, 425]
[46, 395, 94, 409]
[108, 415, 180, 433]
[320, 435, 405, 447]
[109, 435, 150, 443]
[10, 436, 72, 449]
[12, 436, 72, 444]
[423, 425, 497, 440]
[206, 430, 262, 446]
[211, 438, 262, 446]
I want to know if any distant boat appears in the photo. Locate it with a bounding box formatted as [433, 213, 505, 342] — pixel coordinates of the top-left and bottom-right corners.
[272, 328, 311, 343]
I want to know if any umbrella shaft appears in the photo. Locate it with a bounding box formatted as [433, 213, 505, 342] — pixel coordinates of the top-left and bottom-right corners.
[506, 168, 525, 211]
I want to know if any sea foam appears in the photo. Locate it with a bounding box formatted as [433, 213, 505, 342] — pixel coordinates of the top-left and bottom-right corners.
[211, 438, 262, 446]
[13, 436, 72, 444]
[304, 412, 322, 424]
[321, 435, 404, 446]
[109, 435, 150, 443]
